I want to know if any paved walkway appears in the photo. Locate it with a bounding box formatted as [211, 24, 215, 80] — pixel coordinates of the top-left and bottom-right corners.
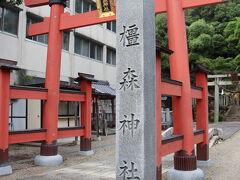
[15, 122, 240, 179]
[210, 121, 240, 140]
[22, 161, 115, 180]
[202, 126, 240, 180]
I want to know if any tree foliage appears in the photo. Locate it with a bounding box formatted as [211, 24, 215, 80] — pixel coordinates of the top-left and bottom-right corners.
[0, 0, 22, 5]
[156, 0, 240, 73]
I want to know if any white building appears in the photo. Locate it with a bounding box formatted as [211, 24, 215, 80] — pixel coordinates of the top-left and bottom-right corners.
[0, 0, 117, 130]
[0, 0, 116, 86]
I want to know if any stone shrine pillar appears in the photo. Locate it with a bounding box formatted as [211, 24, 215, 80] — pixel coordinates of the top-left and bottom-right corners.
[116, 0, 156, 179]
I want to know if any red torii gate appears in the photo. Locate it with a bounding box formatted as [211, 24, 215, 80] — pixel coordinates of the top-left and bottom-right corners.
[0, 0, 227, 178]
[24, 0, 226, 178]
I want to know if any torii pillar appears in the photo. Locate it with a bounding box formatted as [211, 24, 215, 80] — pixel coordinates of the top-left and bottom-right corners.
[166, 0, 204, 179]
[34, 0, 65, 166]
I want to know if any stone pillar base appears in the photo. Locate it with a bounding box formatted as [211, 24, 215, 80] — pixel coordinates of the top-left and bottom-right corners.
[0, 163, 12, 176]
[156, 165, 162, 180]
[80, 137, 92, 151]
[167, 168, 204, 180]
[0, 149, 11, 176]
[79, 137, 94, 156]
[40, 141, 58, 156]
[174, 150, 197, 171]
[35, 141, 63, 166]
[197, 159, 212, 167]
[78, 150, 94, 156]
[34, 154, 63, 166]
[197, 144, 209, 161]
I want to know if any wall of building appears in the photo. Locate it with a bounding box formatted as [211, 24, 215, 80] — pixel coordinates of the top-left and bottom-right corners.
[0, 0, 117, 88]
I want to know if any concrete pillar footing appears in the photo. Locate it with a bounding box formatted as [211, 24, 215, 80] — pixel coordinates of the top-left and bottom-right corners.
[167, 168, 204, 180]
[34, 154, 63, 166]
[197, 159, 212, 167]
[78, 150, 94, 156]
[0, 164, 12, 176]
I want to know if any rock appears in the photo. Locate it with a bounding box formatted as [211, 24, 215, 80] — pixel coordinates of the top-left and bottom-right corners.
[162, 127, 174, 137]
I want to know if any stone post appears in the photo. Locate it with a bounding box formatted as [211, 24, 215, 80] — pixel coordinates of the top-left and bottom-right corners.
[116, 0, 156, 179]
[214, 78, 219, 123]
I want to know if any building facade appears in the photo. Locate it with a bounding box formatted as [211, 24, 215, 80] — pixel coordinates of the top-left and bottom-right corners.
[0, 0, 117, 130]
[0, 0, 116, 86]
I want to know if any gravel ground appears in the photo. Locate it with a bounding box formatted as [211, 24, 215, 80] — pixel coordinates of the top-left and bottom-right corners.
[1, 125, 240, 180]
[202, 129, 240, 180]
[0, 135, 115, 180]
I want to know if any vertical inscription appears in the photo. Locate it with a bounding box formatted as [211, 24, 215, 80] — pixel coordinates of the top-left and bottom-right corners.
[116, 0, 156, 178]
[120, 24, 140, 47]
[119, 68, 140, 91]
[120, 161, 140, 180]
[119, 114, 140, 137]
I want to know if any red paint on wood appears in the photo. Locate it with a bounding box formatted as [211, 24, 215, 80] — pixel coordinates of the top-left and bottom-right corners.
[161, 82, 182, 97]
[196, 72, 209, 145]
[42, 4, 64, 144]
[28, 17, 50, 36]
[194, 133, 204, 144]
[155, 0, 226, 13]
[59, 93, 85, 102]
[80, 80, 92, 139]
[0, 69, 10, 150]
[167, 0, 194, 155]
[28, 0, 226, 36]
[25, 0, 225, 9]
[156, 53, 162, 167]
[24, 0, 49, 7]
[60, 11, 116, 31]
[58, 129, 85, 139]
[10, 89, 47, 100]
[9, 132, 46, 144]
[191, 88, 202, 99]
[182, 0, 228, 9]
[161, 139, 183, 157]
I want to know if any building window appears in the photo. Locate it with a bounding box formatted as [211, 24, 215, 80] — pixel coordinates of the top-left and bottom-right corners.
[107, 48, 116, 65]
[66, 1, 70, 8]
[75, 0, 97, 14]
[59, 101, 76, 116]
[62, 31, 70, 51]
[27, 13, 69, 49]
[91, 3, 97, 11]
[0, 6, 19, 35]
[26, 13, 48, 44]
[74, 34, 103, 61]
[107, 21, 116, 32]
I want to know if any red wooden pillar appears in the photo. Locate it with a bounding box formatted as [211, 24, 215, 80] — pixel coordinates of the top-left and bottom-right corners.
[0, 69, 10, 167]
[156, 51, 162, 179]
[196, 71, 209, 162]
[80, 80, 93, 153]
[40, 1, 64, 156]
[167, 0, 196, 171]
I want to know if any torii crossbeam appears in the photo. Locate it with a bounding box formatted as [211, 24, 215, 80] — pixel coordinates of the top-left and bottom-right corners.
[26, 0, 227, 36]
[24, 0, 228, 179]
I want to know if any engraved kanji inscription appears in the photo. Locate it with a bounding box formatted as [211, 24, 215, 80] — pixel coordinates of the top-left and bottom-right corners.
[119, 68, 140, 91]
[119, 114, 140, 137]
[120, 24, 140, 47]
[120, 161, 140, 180]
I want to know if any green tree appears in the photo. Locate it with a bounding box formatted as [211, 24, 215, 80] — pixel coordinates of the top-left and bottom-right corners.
[0, 0, 22, 5]
[224, 17, 240, 57]
[155, 14, 170, 74]
[156, 0, 240, 74]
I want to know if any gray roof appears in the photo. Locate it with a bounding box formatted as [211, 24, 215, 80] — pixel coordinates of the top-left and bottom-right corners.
[92, 81, 116, 96]
[0, 63, 19, 70]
